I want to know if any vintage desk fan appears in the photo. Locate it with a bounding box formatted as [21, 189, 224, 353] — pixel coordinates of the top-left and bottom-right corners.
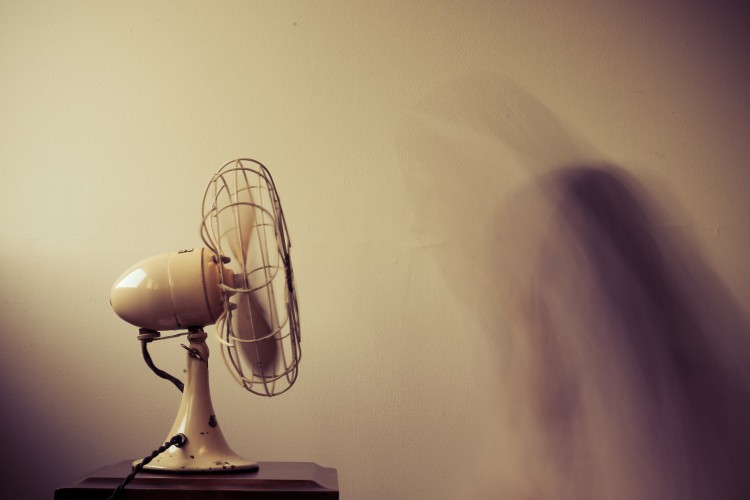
[110, 158, 300, 473]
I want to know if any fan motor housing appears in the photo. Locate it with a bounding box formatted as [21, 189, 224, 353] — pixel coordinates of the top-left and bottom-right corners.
[110, 248, 229, 331]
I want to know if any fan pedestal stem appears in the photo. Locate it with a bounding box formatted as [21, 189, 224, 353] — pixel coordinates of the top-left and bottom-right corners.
[135, 329, 258, 473]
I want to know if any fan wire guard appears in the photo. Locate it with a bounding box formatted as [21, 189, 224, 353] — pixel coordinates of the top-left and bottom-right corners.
[201, 159, 300, 397]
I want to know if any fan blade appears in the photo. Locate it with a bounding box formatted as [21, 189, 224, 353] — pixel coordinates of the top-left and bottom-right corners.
[230, 179, 280, 332]
[232, 290, 279, 379]
[221, 194, 256, 269]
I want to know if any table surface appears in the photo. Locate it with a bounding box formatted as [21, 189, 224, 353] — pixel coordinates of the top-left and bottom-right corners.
[55, 460, 339, 499]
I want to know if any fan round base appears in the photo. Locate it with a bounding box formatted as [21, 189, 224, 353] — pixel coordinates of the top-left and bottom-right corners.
[134, 453, 259, 473]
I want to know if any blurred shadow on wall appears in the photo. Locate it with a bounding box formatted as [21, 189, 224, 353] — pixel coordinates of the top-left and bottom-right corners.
[502, 165, 750, 500]
[402, 73, 750, 499]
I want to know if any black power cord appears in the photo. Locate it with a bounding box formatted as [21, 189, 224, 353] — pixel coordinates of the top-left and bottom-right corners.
[107, 330, 189, 499]
[139, 329, 185, 393]
[107, 433, 187, 500]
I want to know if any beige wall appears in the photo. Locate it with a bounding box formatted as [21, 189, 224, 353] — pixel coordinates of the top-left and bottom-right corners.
[2, 1, 749, 498]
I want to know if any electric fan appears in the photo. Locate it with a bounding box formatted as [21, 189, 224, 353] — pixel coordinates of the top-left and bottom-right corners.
[110, 158, 300, 473]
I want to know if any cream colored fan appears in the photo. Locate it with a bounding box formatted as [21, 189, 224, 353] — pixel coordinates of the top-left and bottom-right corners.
[110, 158, 300, 473]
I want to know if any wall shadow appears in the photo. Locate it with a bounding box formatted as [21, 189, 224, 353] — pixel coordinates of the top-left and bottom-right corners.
[401, 73, 750, 499]
[500, 164, 750, 500]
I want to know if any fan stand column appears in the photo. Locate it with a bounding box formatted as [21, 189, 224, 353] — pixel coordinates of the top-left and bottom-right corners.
[136, 328, 259, 473]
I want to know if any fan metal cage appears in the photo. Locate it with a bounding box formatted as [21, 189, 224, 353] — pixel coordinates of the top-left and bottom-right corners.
[201, 159, 300, 397]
